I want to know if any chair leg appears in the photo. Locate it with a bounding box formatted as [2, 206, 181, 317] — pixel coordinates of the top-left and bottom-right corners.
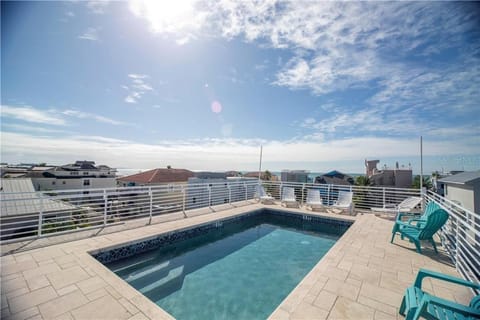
[430, 238, 438, 254]
[414, 240, 422, 253]
[390, 232, 396, 243]
[399, 295, 406, 316]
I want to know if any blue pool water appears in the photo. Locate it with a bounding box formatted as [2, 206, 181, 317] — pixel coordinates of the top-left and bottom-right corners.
[104, 212, 348, 320]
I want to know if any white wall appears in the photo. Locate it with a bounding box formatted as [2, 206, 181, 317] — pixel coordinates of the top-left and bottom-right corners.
[445, 184, 475, 213]
[32, 177, 116, 191]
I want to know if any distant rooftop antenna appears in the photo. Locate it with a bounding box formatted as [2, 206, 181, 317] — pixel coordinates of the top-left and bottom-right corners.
[420, 136, 423, 192]
[258, 145, 263, 182]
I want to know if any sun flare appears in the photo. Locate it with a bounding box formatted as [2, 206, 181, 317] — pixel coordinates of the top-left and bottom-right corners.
[129, 0, 199, 34]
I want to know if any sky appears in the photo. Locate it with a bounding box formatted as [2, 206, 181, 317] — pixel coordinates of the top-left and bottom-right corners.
[1, 1, 479, 174]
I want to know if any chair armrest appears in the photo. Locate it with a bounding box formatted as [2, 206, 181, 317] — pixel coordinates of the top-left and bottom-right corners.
[396, 212, 418, 221]
[414, 268, 480, 291]
[415, 294, 480, 318]
[395, 220, 422, 230]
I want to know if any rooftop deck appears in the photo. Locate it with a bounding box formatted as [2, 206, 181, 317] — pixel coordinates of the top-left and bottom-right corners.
[1, 202, 474, 320]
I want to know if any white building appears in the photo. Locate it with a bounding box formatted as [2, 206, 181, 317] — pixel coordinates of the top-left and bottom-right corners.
[365, 159, 412, 188]
[30, 161, 117, 191]
[438, 171, 480, 214]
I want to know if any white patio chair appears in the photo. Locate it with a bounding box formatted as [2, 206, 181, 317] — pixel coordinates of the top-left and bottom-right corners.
[305, 189, 324, 211]
[256, 185, 275, 204]
[281, 187, 298, 208]
[329, 191, 354, 215]
[371, 196, 422, 215]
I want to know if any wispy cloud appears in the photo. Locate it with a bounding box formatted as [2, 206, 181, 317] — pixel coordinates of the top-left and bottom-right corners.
[1, 131, 478, 172]
[62, 110, 129, 126]
[86, 1, 109, 14]
[123, 74, 154, 104]
[78, 27, 99, 41]
[1, 105, 66, 125]
[1, 105, 129, 127]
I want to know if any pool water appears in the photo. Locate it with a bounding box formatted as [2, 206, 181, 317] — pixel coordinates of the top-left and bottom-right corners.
[106, 213, 344, 320]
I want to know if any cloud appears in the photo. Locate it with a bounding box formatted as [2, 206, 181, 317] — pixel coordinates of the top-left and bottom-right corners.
[78, 27, 99, 41]
[1, 105, 66, 125]
[1, 131, 478, 172]
[86, 1, 109, 14]
[62, 110, 129, 126]
[1, 105, 130, 127]
[123, 74, 154, 103]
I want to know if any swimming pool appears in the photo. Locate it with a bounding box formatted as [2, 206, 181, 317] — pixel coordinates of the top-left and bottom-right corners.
[93, 209, 352, 319]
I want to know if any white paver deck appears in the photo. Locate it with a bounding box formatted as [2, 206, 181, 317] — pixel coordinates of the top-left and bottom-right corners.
[1, 203, 473, 320]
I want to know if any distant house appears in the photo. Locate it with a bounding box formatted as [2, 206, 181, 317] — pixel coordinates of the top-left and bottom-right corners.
[365, 159, 412, 188]
[314, 170, 354, 186]
[29, 161, 117, 191]
[117, 168, 195, 187]
[244, 171, 279, 181]
[438, 171, 480, 214]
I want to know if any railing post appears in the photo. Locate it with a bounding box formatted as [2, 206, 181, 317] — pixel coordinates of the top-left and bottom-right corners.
[38, 193, 44, 236]
[244, 182, 247, 201]
[208, 185, 212, 208]
[182, 186, 186, 217]
[103, 190, 108, 226]
[301, 183, 305, 205]
[280, 183, 283, 200]
[148, 187, 153, 225]
[228, 184, 231, 204]
[382, 188, 386, 208]
[327, 184, 331, 205]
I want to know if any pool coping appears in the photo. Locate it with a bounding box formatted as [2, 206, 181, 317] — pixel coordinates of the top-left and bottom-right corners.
[1, 204, 472, 320]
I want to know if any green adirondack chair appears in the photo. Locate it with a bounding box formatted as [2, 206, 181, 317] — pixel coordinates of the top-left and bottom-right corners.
[391, 201, 440, 241]
[390, 208, 448, 253]
[400, 268, 480, 320]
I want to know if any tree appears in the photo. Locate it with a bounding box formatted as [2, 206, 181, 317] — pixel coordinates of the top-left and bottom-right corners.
[412, 175, 432, 189]
[355, 175, 371, 186]
[263, 170, 272, 181]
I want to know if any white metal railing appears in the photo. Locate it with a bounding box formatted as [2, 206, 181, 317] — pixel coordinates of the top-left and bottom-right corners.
[0, 179, 259, 243]
[1, 180, 420, 243]
[425, 190, 480, 289]
[260, 181, 421, 210]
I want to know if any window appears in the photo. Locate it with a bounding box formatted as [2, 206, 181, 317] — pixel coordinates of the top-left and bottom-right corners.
[71, 171, 79, 175]
[62, 181, 66, 185]
[83, 172, 89, 175]
[83, 179, 90, 186]
[52, 181, 56, 185]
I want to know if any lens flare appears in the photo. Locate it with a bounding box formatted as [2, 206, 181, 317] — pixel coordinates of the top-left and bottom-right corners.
[211, 101, 222, 113]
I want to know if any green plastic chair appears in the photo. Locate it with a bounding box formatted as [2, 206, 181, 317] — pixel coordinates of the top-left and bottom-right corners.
[390, 208, 448, 253]
[400, 268, 480, 320]
[392, 201, 440, 234]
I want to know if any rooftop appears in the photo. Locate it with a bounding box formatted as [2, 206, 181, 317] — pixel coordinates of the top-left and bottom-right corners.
[438, 171, 480, 185]
[0, 181, 477, 319]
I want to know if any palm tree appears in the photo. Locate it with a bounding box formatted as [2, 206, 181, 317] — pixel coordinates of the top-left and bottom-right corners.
[412, 175, 432, 189]
[355, 175, 371, 186]
[263, 170, 272, 181]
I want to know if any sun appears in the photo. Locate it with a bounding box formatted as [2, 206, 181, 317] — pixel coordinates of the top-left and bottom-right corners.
[129, 0, 198, 34]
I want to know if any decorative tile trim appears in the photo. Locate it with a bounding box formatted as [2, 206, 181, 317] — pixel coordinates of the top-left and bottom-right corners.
[92, 209, 353, 264]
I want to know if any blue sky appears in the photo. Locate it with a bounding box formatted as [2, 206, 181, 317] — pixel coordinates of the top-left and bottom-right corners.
[1, 1, 479, 174]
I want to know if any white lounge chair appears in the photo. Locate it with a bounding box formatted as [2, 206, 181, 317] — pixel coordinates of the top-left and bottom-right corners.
[256, 185, 274, 204]
[281, 187, 298, 208]
[305, 189, 324, 211]
[371, 196, 422, 215]
[329, 191, 354, 215]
